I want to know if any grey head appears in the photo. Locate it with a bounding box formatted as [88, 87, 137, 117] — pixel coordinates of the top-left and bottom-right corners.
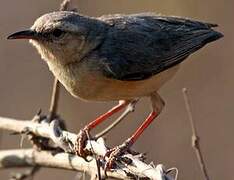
[7, 11, 107, 66]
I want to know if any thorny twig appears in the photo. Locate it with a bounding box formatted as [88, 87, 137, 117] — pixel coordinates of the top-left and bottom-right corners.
[0, 116, 174, 180]
[182, 88, 210, 180]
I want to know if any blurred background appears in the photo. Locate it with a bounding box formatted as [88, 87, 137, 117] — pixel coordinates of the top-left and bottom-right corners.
[0, 0, 232, 179]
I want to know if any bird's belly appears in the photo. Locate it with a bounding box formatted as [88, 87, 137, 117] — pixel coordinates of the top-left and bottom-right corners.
[70, 65, 179, 101]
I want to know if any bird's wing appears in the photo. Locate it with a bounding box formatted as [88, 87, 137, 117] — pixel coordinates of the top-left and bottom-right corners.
[96, 13, 223, 81]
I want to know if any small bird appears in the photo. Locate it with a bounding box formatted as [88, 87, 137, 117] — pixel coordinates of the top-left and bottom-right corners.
[8, 11, 223, 168]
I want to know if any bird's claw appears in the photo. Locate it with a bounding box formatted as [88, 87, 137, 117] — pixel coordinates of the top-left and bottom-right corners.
[104, 139, 133, 170]
[74, 127, 91, 161]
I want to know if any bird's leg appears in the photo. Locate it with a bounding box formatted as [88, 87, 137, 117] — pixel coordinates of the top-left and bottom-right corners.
[74, 100, 131, 158]
[86, 100, 131, 130]
[95, 99, 139, 139]
[105, 93, 165, 170]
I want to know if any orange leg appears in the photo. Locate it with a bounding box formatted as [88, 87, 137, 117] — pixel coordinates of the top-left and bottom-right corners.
[104, 111, 158, 169]
[75, 100, 130, 157]
[86, 100, 130, 130]
[129, 111, 158, 144]
[105, 93, 164, 169]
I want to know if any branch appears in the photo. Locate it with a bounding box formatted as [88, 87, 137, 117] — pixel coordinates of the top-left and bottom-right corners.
[0, 149, 126, 179]
[182, 88, 210, 180]
[0, 116, 175, 180]
[48, 79, 60, 121]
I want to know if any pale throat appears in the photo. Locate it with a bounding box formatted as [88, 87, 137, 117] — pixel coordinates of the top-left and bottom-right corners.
[30, 39, 79, 91]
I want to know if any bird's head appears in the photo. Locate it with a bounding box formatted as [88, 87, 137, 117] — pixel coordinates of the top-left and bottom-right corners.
[7, 11, 105, 66]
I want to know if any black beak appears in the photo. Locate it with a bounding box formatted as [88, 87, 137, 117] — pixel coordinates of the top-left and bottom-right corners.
[7, 30, 37, 40]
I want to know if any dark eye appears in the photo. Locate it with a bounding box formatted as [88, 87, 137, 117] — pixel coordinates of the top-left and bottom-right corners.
[52, 29, 64, 38]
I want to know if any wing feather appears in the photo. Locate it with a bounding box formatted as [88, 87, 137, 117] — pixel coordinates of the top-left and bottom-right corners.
[97, 14, 223, 81]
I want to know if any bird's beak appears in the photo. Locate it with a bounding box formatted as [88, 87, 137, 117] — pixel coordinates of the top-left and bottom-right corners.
[7, 30, 37, 40]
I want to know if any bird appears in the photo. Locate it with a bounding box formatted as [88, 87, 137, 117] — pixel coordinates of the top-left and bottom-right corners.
[7, 11, 223, 168]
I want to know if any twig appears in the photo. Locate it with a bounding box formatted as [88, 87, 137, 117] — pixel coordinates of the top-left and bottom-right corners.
[182, 88, 210, 180]
[0, 130, 2, 148]
[0, 148, 173, 180]
[48, 79, 60, 121]
[60, 0, 71, 11]
[95, 99, 138, 139]
[0, 149, 126, 179]
[0, 116, 174, 180]
[86, 131, 102, 180]
[60, 0, 77, 12]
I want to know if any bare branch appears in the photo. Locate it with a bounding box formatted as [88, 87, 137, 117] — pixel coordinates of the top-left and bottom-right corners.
[0, 116, 174, 180]
[0, 149, 126, 179]
[48, 79, 60, 121]
[182, 88, 210, 180]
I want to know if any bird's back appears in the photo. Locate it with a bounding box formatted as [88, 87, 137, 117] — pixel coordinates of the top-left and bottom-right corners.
[96, 13, 223, 81]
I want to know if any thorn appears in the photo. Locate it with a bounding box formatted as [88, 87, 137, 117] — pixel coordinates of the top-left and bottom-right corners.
[36, 109, 42, 116]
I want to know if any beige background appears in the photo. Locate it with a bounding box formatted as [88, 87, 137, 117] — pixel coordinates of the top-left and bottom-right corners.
[0, 0, 233, 179]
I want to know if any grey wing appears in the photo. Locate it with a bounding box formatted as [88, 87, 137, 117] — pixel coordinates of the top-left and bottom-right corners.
[97, 14, 223, 81]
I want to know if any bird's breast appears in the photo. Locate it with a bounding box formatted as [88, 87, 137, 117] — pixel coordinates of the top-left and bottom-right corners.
[54, 62, 179, 102]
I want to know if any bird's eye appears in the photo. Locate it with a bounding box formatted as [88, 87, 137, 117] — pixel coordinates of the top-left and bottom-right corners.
[52, 29, 64, 38]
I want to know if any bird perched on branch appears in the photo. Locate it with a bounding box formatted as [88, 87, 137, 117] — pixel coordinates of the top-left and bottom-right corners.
[8, 11, 223, 169]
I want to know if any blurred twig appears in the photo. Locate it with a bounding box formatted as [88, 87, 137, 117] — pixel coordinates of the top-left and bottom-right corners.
[182, 88, 210, 180]
[0, 131, 2, 148]
[60, 0, 78, 11]
[48, 79, 60, 121]
[60, 0, 71, 11]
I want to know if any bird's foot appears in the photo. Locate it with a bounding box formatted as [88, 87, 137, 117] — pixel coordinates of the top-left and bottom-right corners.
[104, 138, 133, 170]
[74, 127, 92, 160]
